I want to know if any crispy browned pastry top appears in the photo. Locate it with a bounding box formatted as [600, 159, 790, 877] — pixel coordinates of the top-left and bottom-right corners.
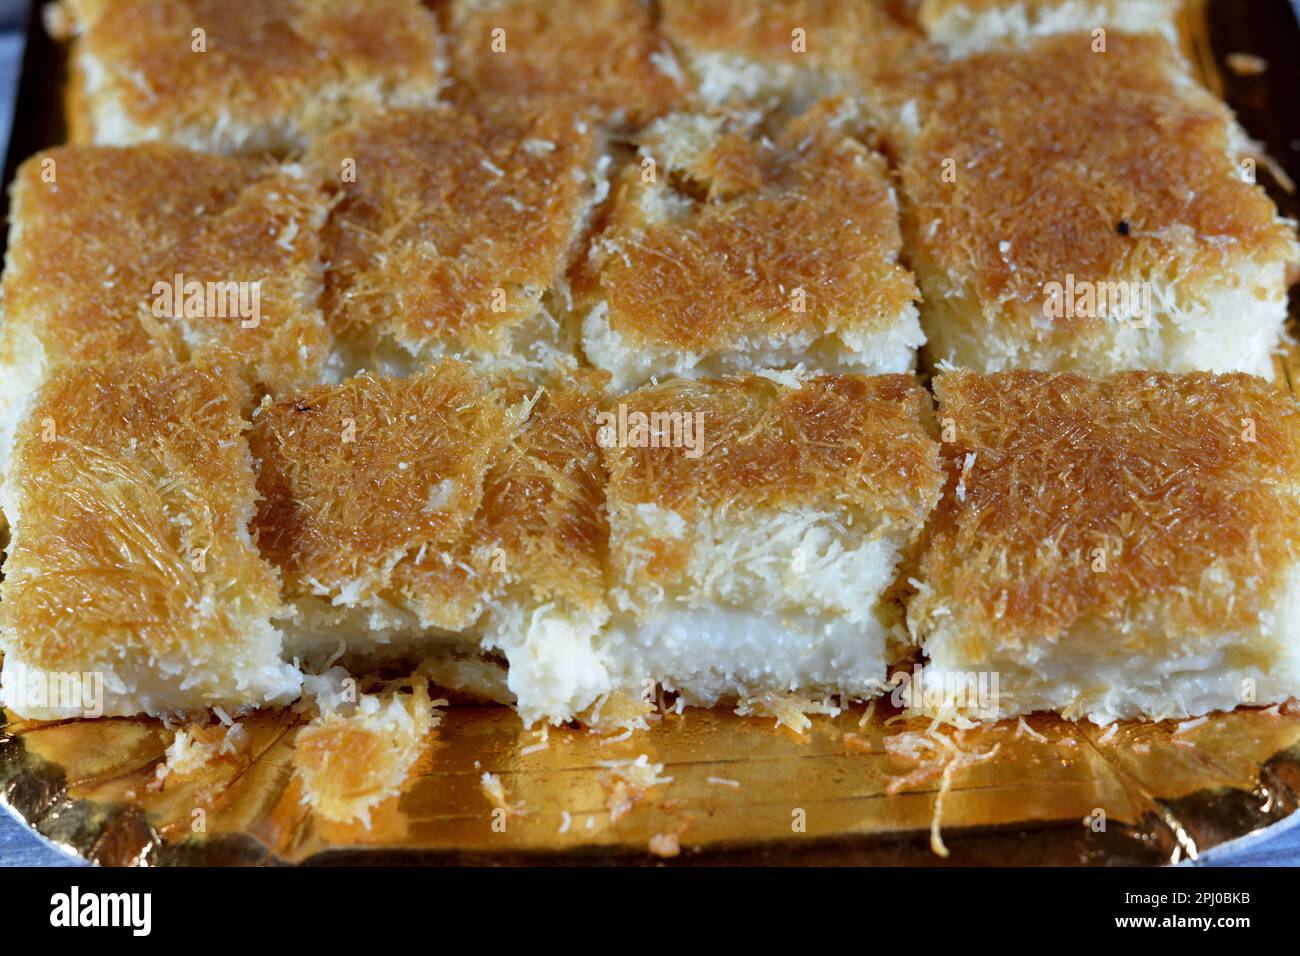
[2, 144, 329, 395]
[447, 0, 687, 126]
[55, 0, 442, 140]
[393, 369, 612, 619]
[922, 370, 1300, 654]
[897, 32, 1296, 313]
[248, 361, 508, 597]
[2, 352, 280, 672]
[306, 103, 598, 359]
[593, 101, 917, 350]
[604, 372, 942, 523]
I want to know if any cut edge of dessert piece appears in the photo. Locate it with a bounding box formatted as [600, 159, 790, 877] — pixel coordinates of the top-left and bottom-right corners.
[660, 0, 921, 117]
[249, 361, 615, 727]
[580, 99, 923, 393]
[597, 369, 943, 713]
[916, 0, 1181, 58]
[47, 0, 446, 155]
[889, 31, 1298, 377]
[0, 352, 302, 720]
[908, 368, 1300, 724]
[307, 103, 612, 383]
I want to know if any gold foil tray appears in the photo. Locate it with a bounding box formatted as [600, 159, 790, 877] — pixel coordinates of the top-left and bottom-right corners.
[4, 702, 1300, 865]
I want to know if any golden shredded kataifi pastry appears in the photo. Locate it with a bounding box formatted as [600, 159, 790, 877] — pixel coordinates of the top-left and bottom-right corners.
[0, 144, 330, 397]
[8, 0, 1300, 761]
[660, 0, 919, 105]
[605, 373, 940, 518]
[292, 681, 437, 827]
[248, 361, 510, 609]
[591, 101, 917, 354]
[603, 373, 942, 586]
[50, 0, 443, 153]
[894, 32, 1297, 364]
[446, 0, 687, 125]
[917, 370, 1300, 657]
[250, 362, 610, 626]
[395, 369, 612, 622]
[0, 353, 296, 716]
[920, 0, 1171, 13]
[305, 103, 600, 373]
[916, 0, 1180, 45]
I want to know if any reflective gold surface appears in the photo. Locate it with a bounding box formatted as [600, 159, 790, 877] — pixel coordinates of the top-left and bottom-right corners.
[4, 701, 1300, 865]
